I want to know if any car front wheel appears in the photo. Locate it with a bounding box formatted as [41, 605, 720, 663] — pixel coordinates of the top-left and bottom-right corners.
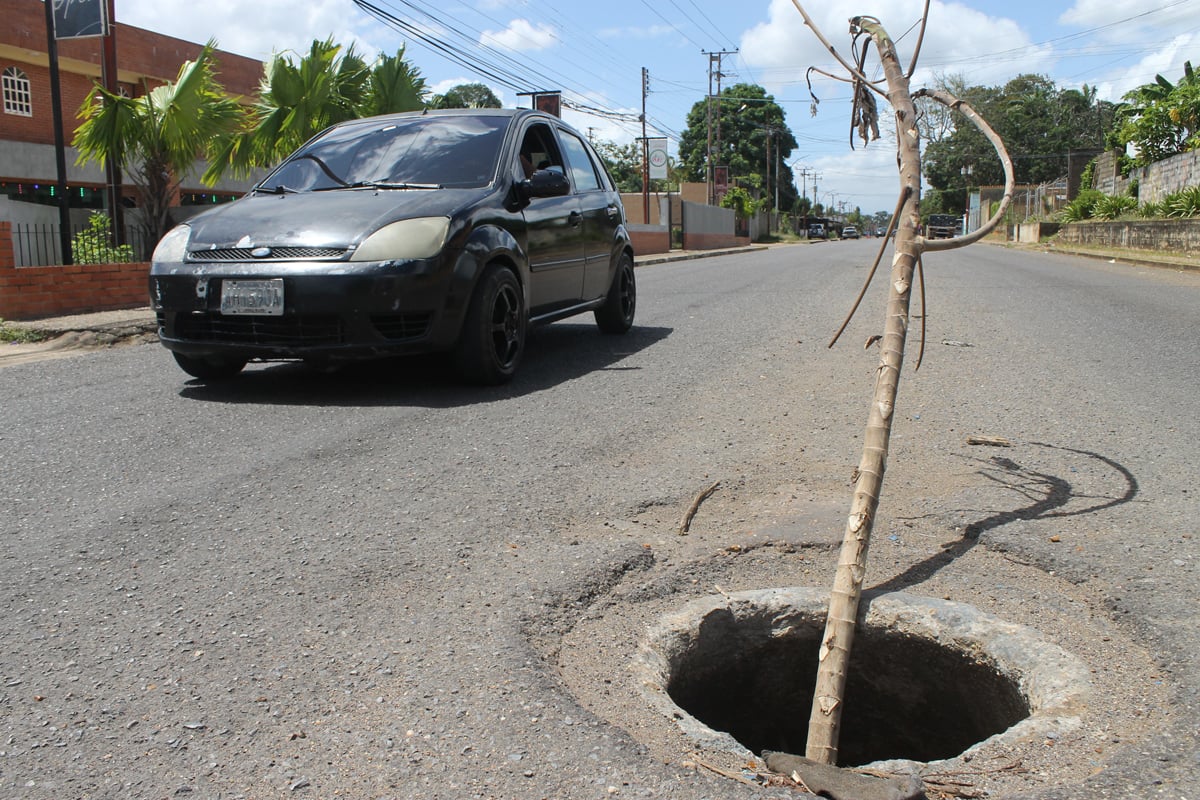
[172, 352, 247, 381]
[454, 264, 525, 384]
[594, 252, 636, 334]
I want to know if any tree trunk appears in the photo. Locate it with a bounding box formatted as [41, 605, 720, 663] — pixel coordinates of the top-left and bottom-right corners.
[804, 17, 923, 765]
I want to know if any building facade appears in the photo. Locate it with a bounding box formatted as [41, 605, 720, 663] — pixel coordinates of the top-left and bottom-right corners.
[1, 0, 262, 234]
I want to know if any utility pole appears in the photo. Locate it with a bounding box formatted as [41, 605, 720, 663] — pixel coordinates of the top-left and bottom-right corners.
[703, 49, 737, 205]
[101, 0, 124, 246]
[641, 67, 650, 224]
[42, 0, 72, 264]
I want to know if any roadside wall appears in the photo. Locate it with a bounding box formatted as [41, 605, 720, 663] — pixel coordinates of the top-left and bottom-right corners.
[0, 222, 148, 320]
[628, 224, 669, 256]
[1094, 149, 1200, 203]
[680, 201, 736, 250]
[1056, 218, 1200, 254]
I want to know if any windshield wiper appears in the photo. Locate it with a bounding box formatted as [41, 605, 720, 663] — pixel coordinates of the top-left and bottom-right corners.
[254, 184, 299, 194]
[346, 180, 443, 191]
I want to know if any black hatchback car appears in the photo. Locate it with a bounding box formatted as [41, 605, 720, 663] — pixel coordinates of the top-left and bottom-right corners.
[150, 108, 636, 384]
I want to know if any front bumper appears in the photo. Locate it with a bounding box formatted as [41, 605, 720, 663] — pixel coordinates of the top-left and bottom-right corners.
[151, 261, 466, 361]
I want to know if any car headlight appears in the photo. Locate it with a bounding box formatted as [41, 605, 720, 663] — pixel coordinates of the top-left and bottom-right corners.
[351, 217, 451, 262]
[152, 224, 191, 263]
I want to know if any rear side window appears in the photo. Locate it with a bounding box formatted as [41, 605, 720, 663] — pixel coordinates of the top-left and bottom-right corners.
[557, 131, 602, 193]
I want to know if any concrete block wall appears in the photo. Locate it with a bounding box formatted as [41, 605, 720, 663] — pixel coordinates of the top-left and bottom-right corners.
[680, 201, 737, 250]
[1056, 218, 1200, 254]
[0, 222, 149, 320]
[1093, 149, 1200, 203]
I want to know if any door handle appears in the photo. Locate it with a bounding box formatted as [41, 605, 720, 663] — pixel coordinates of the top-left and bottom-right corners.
[568, 211, 582, 226]
[606, 205, 619, 219]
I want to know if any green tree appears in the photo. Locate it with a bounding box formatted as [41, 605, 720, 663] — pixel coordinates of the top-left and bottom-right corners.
[1116, 61, 1200, 165]
[720, 184, 758, 224]
[678, 83, 798, 210]
[205, 39, 427, 182]
[430, 83, 501, 109]
[593, 140, 643, 193]
[73, 41, 243, 248]
[922, 74, 1116, 213]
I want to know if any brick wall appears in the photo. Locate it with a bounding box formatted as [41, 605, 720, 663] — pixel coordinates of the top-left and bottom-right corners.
[0, 222, 148, 320]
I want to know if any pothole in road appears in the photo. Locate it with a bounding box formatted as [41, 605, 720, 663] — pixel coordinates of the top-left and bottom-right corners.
[635, 587, 1090, 770]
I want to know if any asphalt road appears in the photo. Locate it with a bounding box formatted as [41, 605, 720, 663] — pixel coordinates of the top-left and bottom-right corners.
[0, 241, 1196, 799]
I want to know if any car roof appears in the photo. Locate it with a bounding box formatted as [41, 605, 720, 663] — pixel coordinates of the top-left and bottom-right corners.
[328, 107, 561, 131]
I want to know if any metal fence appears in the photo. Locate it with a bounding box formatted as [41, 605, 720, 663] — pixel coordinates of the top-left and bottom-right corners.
[978, 180, 1070, 227]
[10, 221, 154, 267]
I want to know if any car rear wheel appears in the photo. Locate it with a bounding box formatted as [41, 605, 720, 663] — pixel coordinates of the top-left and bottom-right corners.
[172, 352, 247, 380]
[454, 264, 525, 384]
[594, 252, 636, 334]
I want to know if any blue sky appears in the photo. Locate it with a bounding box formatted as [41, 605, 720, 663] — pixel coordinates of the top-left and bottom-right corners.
[117, 0, 1200, 213]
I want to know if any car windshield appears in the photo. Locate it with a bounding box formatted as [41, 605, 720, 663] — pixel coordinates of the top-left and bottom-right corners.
[260, 115, 509, 192]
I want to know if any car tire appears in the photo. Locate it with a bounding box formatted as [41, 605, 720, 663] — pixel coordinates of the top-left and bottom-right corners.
[594, 252, 636, 334]
[454, 264, 525, 384]
[172, 352, 247, 380]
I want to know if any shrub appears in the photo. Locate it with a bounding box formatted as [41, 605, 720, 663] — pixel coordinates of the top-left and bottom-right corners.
[1162, 185, 1200, 218]
[72, 212, 134, 265]
[1091, 194, 1138, 220]
[1138, 200, 1163, 218]
[1059, 189, 1104, 222]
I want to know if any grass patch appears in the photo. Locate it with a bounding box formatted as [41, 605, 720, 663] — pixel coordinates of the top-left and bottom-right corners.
[0, 320, 48, 344]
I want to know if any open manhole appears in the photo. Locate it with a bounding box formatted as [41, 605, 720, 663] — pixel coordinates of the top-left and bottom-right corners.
[636, 587, 1089, 768]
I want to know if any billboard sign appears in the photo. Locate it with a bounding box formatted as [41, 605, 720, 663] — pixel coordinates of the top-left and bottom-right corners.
[647, 138, 668, 181]
[53, 0, 108, 39]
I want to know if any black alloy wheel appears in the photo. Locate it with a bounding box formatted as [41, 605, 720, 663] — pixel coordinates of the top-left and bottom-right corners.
[594, 252, 636, 334]
[454, 264, 525, 384]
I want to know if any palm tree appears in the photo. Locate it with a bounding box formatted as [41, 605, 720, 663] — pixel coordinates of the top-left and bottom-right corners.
[204, 39, 427, 183]
[73, 41, 243, 249]
[365, 47, 429, 115]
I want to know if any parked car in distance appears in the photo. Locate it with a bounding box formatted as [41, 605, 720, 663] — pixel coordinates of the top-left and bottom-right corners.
[842, 226, 860, 239]
[150, 108, 636, 385]
[807, 223, 827, 239]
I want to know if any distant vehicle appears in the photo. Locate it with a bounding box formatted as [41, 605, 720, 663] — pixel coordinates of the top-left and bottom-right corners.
[926, 213, 959, 239]
[150, 108, 636, 385]
[841, 226, 860, 239]
[807, 223, 827, 239]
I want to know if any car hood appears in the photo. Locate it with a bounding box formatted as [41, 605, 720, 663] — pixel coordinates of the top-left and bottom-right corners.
[183, 187, 489, 250]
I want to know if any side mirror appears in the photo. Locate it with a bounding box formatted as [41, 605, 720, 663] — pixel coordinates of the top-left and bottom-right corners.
[522, 168, 570, 199]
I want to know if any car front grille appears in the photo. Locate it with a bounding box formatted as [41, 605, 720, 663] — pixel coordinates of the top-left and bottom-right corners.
[370, 313, 432, 341]
[187, 247, 347, 262]
[174, 313, 346, 347]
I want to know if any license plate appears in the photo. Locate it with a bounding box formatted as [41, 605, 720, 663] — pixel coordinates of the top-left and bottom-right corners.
[220, 279, 284, 316]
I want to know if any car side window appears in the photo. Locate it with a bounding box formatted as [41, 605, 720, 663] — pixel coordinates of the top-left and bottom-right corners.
[557, 131, 602, 193]
[517, 123, 565, 179]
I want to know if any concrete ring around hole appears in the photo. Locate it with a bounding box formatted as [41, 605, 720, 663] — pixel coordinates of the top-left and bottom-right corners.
[634, 587, 1091, 771]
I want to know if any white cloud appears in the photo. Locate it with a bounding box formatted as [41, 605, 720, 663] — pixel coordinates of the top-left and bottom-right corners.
[480, 19, 557, 51]
[741, 0, 1054, 93]
[117, 0, 386, 62]
[1090, 31, 1200, 102]
[1058, 0, 1200, 33]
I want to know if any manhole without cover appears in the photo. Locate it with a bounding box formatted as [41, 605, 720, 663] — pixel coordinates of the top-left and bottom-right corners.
[636, 587, 1090, 769]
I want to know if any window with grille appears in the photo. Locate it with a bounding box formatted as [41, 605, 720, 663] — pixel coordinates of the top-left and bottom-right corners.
[3, 67, 32, 117]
